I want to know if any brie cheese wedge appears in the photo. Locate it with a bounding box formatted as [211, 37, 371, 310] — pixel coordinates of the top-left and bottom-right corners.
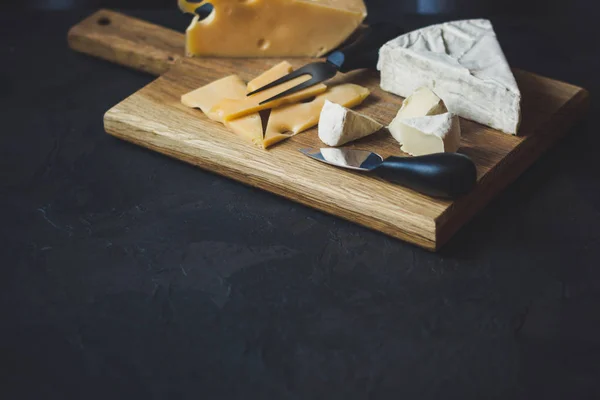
[388, 87, 461, 156]
[318, 100, 383, 146]
[377, 19, 521, 135]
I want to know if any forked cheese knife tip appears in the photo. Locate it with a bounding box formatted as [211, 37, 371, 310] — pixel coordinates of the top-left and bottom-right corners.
[248, 22, 405, 104]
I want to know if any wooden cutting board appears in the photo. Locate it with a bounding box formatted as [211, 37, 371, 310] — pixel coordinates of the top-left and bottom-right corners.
[68, 10, 590, 251]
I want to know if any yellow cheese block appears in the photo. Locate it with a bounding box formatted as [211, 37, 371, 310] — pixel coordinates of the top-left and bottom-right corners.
[211, 77, 328, 122]
[263, 84, 370, 148]
[181, 62, 295, 145]
[178, 0, 367, 58]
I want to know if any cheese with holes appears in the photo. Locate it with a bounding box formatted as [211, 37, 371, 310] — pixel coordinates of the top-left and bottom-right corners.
[318, 100, 382, 147]
[263, 84, 370, 148]
[178, 0, 367, 58]
[210, 77, 327, 122]
[181, 62, 295, 145]
[377, 19, 521, 134]
[388, 87, 461, 156]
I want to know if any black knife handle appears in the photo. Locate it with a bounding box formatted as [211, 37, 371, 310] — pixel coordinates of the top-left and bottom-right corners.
[373, 153, 478, 199]
[326, 23, 404, 73]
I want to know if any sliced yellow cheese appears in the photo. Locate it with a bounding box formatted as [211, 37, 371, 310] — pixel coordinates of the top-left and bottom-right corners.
[226, 114, 264, 145]
[180, 75, 263, 144]
[263, 84, 370, 148]
[179, 0, 367, 58]
[230, 62, 296, 144]
[181, 61, 370, 149]
[181, 62, 295, 145]
[211, 77, 328, 122]
[181, 75, 247, 121]
[247, 61, 293, 93]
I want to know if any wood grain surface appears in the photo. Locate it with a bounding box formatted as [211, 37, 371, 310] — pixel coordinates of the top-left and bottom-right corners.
[68, 9, 184, 75]
[69, 10, 590, 251]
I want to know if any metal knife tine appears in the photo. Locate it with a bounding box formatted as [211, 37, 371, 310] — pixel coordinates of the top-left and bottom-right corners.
[256, 75, 324, 105]
[246, 64, 316, 97]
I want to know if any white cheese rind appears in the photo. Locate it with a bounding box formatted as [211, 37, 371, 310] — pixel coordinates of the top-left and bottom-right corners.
[318, 100, 383, 146]
[377, 19, 521, 135]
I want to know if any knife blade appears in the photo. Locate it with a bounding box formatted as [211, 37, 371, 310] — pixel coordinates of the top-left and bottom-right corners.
[300, 148, 477, 199]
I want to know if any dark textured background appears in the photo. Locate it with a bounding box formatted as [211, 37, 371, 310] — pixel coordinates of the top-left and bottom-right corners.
[1, 1, 600, 399]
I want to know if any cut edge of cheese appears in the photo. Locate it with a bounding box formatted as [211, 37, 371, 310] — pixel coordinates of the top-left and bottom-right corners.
[388, 86, 448, 143]
[395, 87, 448, 119]
[392, 113, 461, 156]
[180, 0, 367, 58]
[318, 100, 383, 147]
[263, 84, 371, 149]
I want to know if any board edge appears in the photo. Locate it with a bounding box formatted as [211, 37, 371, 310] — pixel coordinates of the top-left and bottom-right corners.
[434, 86, 590, 251]
[103, 108, 439, 251]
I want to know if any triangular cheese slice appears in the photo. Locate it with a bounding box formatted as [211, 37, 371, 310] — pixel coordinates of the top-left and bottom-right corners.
[181, 62, 294, 145]
[179, 0, 367, 57]
[318, 100, 382, 147]
[377, 19, 521, 134]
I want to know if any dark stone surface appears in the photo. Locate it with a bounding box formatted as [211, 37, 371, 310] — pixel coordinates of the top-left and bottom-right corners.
[1, 3, 599, 399]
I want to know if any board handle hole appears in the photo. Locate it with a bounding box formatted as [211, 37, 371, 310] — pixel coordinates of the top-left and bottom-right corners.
[97, 17, 111, 26]
[257, 38, 270, 51]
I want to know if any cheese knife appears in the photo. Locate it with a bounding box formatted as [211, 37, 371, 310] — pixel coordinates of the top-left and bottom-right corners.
[300, 148, 477, 199]
[246, 22, 405, 104]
